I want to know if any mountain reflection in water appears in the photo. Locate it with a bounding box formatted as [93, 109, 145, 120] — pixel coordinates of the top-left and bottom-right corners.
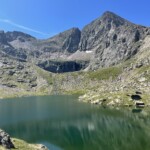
[0, 95, 150, 150]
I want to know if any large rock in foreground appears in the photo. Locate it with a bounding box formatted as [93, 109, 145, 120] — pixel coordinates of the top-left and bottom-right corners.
[0, 129, 15, 149]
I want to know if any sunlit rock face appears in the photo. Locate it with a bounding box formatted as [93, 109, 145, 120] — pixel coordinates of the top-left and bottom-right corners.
[79, 11, 149, 70]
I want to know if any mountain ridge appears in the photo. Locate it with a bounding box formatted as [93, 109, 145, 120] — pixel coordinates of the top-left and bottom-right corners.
[0, 11, 150, 106]
[0, 11, 149, 71]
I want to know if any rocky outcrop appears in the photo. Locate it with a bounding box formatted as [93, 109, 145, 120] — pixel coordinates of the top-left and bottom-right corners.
[0, 129, 15, 149]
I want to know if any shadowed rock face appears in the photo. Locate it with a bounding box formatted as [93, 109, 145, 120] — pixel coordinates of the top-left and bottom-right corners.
[37, 60, 89, 73]
[0, 31, 7, 44]
[43, 27, 81, 53]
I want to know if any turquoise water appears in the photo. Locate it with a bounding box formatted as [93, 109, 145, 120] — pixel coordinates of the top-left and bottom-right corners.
[0, 95, 150, 150]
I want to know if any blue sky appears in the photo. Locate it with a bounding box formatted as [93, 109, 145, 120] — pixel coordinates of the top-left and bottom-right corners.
[0, 0, 149, 39]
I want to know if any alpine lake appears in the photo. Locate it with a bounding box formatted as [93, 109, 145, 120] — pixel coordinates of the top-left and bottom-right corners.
[0, 95, 150, 150]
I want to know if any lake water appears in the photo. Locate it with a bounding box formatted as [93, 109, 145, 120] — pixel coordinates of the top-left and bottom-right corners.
[0, 95, 150, 150]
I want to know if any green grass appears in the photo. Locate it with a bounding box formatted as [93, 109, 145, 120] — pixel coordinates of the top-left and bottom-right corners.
[65, 89, 86, 95]
[0, 138, 42, 150]
[136, 65, 150, 81]
[34, 65, 53, 85]
[87, 66, 122, 80]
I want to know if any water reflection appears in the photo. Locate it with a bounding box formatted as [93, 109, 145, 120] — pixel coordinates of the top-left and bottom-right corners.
[132, 108, 143, 113]
[0, 96, 150, 150]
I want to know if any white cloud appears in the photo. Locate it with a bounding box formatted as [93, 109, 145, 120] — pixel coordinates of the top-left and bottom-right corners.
[0, 18, 50, 36]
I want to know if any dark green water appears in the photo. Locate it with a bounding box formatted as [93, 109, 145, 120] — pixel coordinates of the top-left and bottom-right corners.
[0, 95, 150, 150]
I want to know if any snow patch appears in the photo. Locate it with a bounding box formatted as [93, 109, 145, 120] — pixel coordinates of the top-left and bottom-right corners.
[86, 50, 93, 54]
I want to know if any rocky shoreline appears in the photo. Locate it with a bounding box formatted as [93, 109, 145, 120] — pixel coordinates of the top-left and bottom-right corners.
[0, 129, 48, 150]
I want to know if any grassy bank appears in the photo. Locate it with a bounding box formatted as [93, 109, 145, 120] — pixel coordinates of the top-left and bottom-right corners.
[0, 138, 47, 150]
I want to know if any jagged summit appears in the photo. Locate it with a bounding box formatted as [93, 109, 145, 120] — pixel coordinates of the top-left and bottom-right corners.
[100, 11, 127, 26]
[101, 11, 123, 19]
[6, 31, 36, 42]
[42, 27, 81, 53]
[102, 11, 116, 15]
[48, 27, 80, 39]
[78, 11, 149, 69]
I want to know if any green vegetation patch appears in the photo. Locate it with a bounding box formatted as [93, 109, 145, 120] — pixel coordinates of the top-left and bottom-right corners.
[136, 65, 150, 81]
[65, 89, 86, 95]
[34, 65, 53, 85]
[88, 66, 122, 80]
[0, 138, 41, 150]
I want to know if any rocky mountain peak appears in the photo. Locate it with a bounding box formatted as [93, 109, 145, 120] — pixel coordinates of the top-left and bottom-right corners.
[5, 31, 36, 42]
[100, 11, 126, 27]
[41, 27, 81, 53]
[65, 27, 80, 34]
[101, 11, 123, 20]
[101, 11, 116, 16]
[78, 11, 129, 51]
[61, 27, 81, 53]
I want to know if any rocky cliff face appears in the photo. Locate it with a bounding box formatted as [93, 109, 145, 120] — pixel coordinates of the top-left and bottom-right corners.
[37, 60, 89, 73]
[79, 11, 149, 70]
[40, 28, 81, 53]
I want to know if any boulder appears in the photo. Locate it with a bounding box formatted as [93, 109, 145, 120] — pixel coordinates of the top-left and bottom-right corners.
[36, 144, 48, 149]
[0, 129, 15, 149]
[131, 94, 142, 100]
[2, 83, 17, 88]
[17, 64, 24, 70]
[135, 101, 145, 108]
[17, 78, 26, 83]
[6, 70, 15, 76]
[29, 83, 37, 88]
[135, 91, 142, 95]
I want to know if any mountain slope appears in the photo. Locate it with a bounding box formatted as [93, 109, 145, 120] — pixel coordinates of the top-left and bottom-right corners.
[0, 11, 150, 106]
